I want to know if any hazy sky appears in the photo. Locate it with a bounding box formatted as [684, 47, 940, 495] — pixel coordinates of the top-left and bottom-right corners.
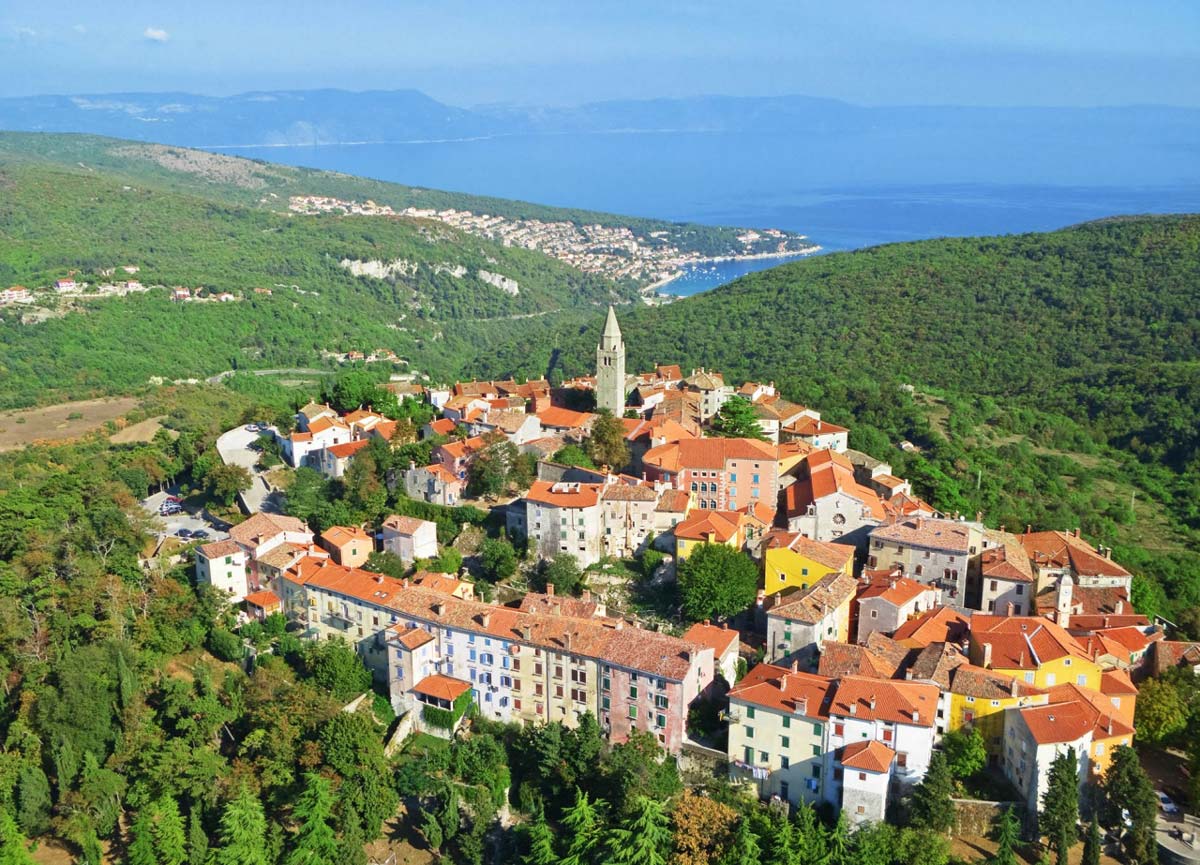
[2, 0, 1198, 106]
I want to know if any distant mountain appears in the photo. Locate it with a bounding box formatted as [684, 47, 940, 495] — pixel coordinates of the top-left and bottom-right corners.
[2, 88, 1198, 148]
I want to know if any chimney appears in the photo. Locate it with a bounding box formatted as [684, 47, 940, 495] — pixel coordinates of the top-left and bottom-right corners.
[796, 696, 808, 715]
[912, 710, 920, 724]
[1025, 524, 1032, 535]
[374, 575, 384, 584]
[869, 694, 877, 710]
[1074, 527, 1081, 538]
[849, 703, 857, 715]
[1115, 599, 1124, 615]
[565, 632, 573, 650]
[480, 611, 491, 628]
[582, 589, 592, 602]
[546, 584, 555, 597]
[1010, 677, 1019, 698]
[432, 602, 445, 615]
[790, 659, 799, 673]
[982, 641, 993, 668]
[999, 524, 1006, 534]
[1104, 547, 1112, 560]
[403, 578, 409, 588]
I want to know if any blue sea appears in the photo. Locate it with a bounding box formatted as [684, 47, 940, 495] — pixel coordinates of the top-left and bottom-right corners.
[220, 129, 1200, 295]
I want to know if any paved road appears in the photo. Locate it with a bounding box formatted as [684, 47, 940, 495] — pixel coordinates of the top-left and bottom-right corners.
[206, 368, 326, 385]
[215, 424, 284, 514]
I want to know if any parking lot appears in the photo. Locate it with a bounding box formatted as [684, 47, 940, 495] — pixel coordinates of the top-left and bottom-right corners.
[141, 491, 230, 546]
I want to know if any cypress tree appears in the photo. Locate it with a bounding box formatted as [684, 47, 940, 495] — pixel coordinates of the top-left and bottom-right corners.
[213, 787, 270, 865]
[991, 805, 1020, 865]
[605, 796, 671, 865]
[1040, 748, 1079, 865]
[523, 805, 557, 865]
[1082, 821, 1101, 865]
[187, 806, 208, 865]
[561, 787, 605, 865]
[285, 773, 339, 865]
[910, 751, 956, 833]
[126, 812, 159, 865]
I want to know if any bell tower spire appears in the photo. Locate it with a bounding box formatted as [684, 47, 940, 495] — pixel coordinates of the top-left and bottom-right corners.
[595, 305, 626, 414]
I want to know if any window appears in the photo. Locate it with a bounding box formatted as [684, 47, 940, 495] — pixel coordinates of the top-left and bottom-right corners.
[602, 676, 611, 691]
[752, 473, 760, 484]
[781, 756, 790, 770]
[896, 752, 907, 768]
[554, 665, 564, 679]
[856, 805, 865, 815]
[858, 772, 867, 781]
[870, 610, 878, 619]
[834, 723, 844, 736]
[811, 744, 821, 757]
[602, 696, 610, 710]
[629, 706, 638, 719]
[655, 695, 668, 709]
[782, 716, 790, 729]
[745, 726, 755, 740]
[469, 649, 477, 662]
[744, 747, 754, 764]
[759, 751, 768, 763]
[1077, 674, 1088, 686]
[535, 663, 543, 675]
[629, 685, 638, 700]
[1016, 585, 1024, 595]
[990, 580, 998, 592]
[747, 706, 756, 719]
[656, 713, 666, 728]
[813, 722, 821, 736]
[781, 736, 790, 749]
[811, 765, 820, 779]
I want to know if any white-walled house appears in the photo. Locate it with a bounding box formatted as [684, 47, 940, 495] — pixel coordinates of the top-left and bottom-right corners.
[195, 540, 250, 602]
[381, 515, 439, 563]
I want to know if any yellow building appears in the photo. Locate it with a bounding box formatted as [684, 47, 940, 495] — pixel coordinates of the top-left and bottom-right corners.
[673, 509, 745, 560]
[968, 615, 1101, 691]
[945, 664, 1048, 755]
[763, 530, 855, 596]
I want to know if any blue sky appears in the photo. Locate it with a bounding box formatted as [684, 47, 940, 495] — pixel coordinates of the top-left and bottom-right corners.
[1, 0, 1198, 106]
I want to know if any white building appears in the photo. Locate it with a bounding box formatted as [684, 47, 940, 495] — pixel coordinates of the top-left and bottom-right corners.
[381, 515, 439, 564]
[195, 539, 250, 602]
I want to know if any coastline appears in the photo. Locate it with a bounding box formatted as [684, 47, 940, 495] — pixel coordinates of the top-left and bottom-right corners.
[642, 245, 823, 297]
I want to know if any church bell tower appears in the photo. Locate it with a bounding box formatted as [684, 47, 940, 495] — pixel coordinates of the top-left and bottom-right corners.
[595, 305, 626, 414]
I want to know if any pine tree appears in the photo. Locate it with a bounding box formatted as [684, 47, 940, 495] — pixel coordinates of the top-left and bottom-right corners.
[1040, 748, 1079, 865]
[523, 805, 557, 865]
[153, 797, 188, 865]
[709, 396, 767, 440]
[768, 812, 800, 865]
[1082, 821, 1101, 865]
[1101, 745, 1158, 865]
[605, 796, 671, 865]
[285, 773, 339, 865]
[827, 812, 851, 865]
[213, 787, 271, 865]
[188, 806, 208, 865]
[909, 751, 956, 833]
[127, 811, 159, 865]
[721, 817, 763, 865]
[419, 807, 444, 852]
[991, 805, 1020, 865]
[0, 807, 37, 865]
[561, 788, 605, 865]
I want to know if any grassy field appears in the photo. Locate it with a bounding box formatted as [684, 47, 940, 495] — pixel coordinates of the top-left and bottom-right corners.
[0, 396, 140, 450]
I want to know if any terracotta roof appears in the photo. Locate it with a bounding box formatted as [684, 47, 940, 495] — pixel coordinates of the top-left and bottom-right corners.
[197, 539, 243, 559]
[764, 530, 855, 572]
[655, 489, 692, 513]
[289, 431, 313, 443]
[892, 606, 971, 648]
[770, 570, 858, 625]
[601, 483, 659, 502]
[906, 641, 968, 689]
[674, 509, 744, 543]
[786, 416, 849, 437]
[437, 436, 487, 460]
[684, 369, 726, 391]
[535, 407, 595, 429]
[1151, 640, 1200, 676]
[1036, 584, 1134, 619]
[1100, 668, 1138, 696]
[1093, 626, 1158, 654]
[518, 591, 603, 619]
[420, 463, 461, 484]
[818, 640, 904, 680]
[839, 740, 895, 774]
[1020, 530, 1131, 579]
[656, 364, 682, 380]
[321, 525, 372, 547]
[526, 480, 604, 509]
[382, 514, 435, 534]
[643, 437, 777, 473]
[871, 516, 974, 554]
[1016, 699, 1097, 746]
[391, 625, 436, 650]
[857, 573, 934, 607]
[410, 571, 469, 596]
[412, 673, 472, 702]
[950, 663, 1046, 699]
[427, 418, 457, 435]
[682, 622, 740, 658]
[307, 415, 349, 435]
[325, 439, 371, 459]
[971, 616, 1092, 669]
[980, 531, 1035, 582]
[828, 675, 938, 727]
[243, 589, 280, 608]
[784, 449, 885, 520]
[229, 513, 311, 549]
[728, 663, 835, 718]
[1043, 684, 1136, 742]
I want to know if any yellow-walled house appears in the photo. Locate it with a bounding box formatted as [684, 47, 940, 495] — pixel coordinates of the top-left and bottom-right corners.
[764, 570, 857, 665]
[968, 615, 1101, 691]
[945, 664, 1048, 756]
[763, 529, 855, 596]
[674, 509, 745, 561]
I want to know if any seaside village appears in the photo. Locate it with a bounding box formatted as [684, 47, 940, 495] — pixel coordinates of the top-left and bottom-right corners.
[194, 306, 1173, 831]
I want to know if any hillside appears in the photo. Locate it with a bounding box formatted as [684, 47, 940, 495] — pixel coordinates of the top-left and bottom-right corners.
[482, 215, 1200, 613]
[0, 131, 810, 258]
[0, 156, 637, 407]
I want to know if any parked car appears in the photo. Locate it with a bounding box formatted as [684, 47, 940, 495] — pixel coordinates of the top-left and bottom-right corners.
[175, 529, 193, 538]
[1158, 791, 1180, 815]
[193, 530, 210, 540]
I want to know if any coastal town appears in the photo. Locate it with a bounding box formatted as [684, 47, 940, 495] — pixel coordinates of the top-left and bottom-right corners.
[289, 194, 821, 288]
[190, 305, 1181, 841]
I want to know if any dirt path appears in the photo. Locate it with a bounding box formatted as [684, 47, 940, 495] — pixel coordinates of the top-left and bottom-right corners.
[0, 396, 140, 451]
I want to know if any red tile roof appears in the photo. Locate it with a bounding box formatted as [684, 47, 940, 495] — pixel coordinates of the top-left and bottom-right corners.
[871, 516, 974, 553]
[197, 539, 243, 559]
[892, 606, 971, 648]
[764, 530, 855, 572]
[682, 622, 740, 658]
[244, 590, 280, 609]
[857, 573, 933, 607]
[321, 525, 373, 547]
[818, 640, 903, 680]
[971, 616, 1091, 669]
[784, 449, 885, 519]
[535, 407, 595, 429]
[786, 416, 849, 437]
[839, 740, 895, 773]
[229, 513, 311, 549]
[643, 437, 777, 473]
[950, 663, 1046, 699]
[728, 663, 836, 718]
[412, 673, 472, 702]
[526, 480, 604, 509]
[391, 625, 436, 650]
[326, 439, 371, 459]
[769, 571, 858, 625]
[427, 418, 457, 436]
[828, 676, 938, 727]
[382, 514, 434, 534]
[1020, 530, 1131, 579]
[674, 509, 743, 543]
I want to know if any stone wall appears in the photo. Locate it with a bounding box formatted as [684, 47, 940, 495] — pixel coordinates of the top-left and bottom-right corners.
[951, 797, 1023, 836]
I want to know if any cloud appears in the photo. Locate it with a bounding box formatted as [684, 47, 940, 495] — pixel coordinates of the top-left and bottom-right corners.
[143, 26, 169, 42]
[73, 24, 87, 34]
[14, 27, 38, 39]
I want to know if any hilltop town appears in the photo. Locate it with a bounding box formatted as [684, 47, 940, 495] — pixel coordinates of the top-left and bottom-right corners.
[190, 304, 1179, 846]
